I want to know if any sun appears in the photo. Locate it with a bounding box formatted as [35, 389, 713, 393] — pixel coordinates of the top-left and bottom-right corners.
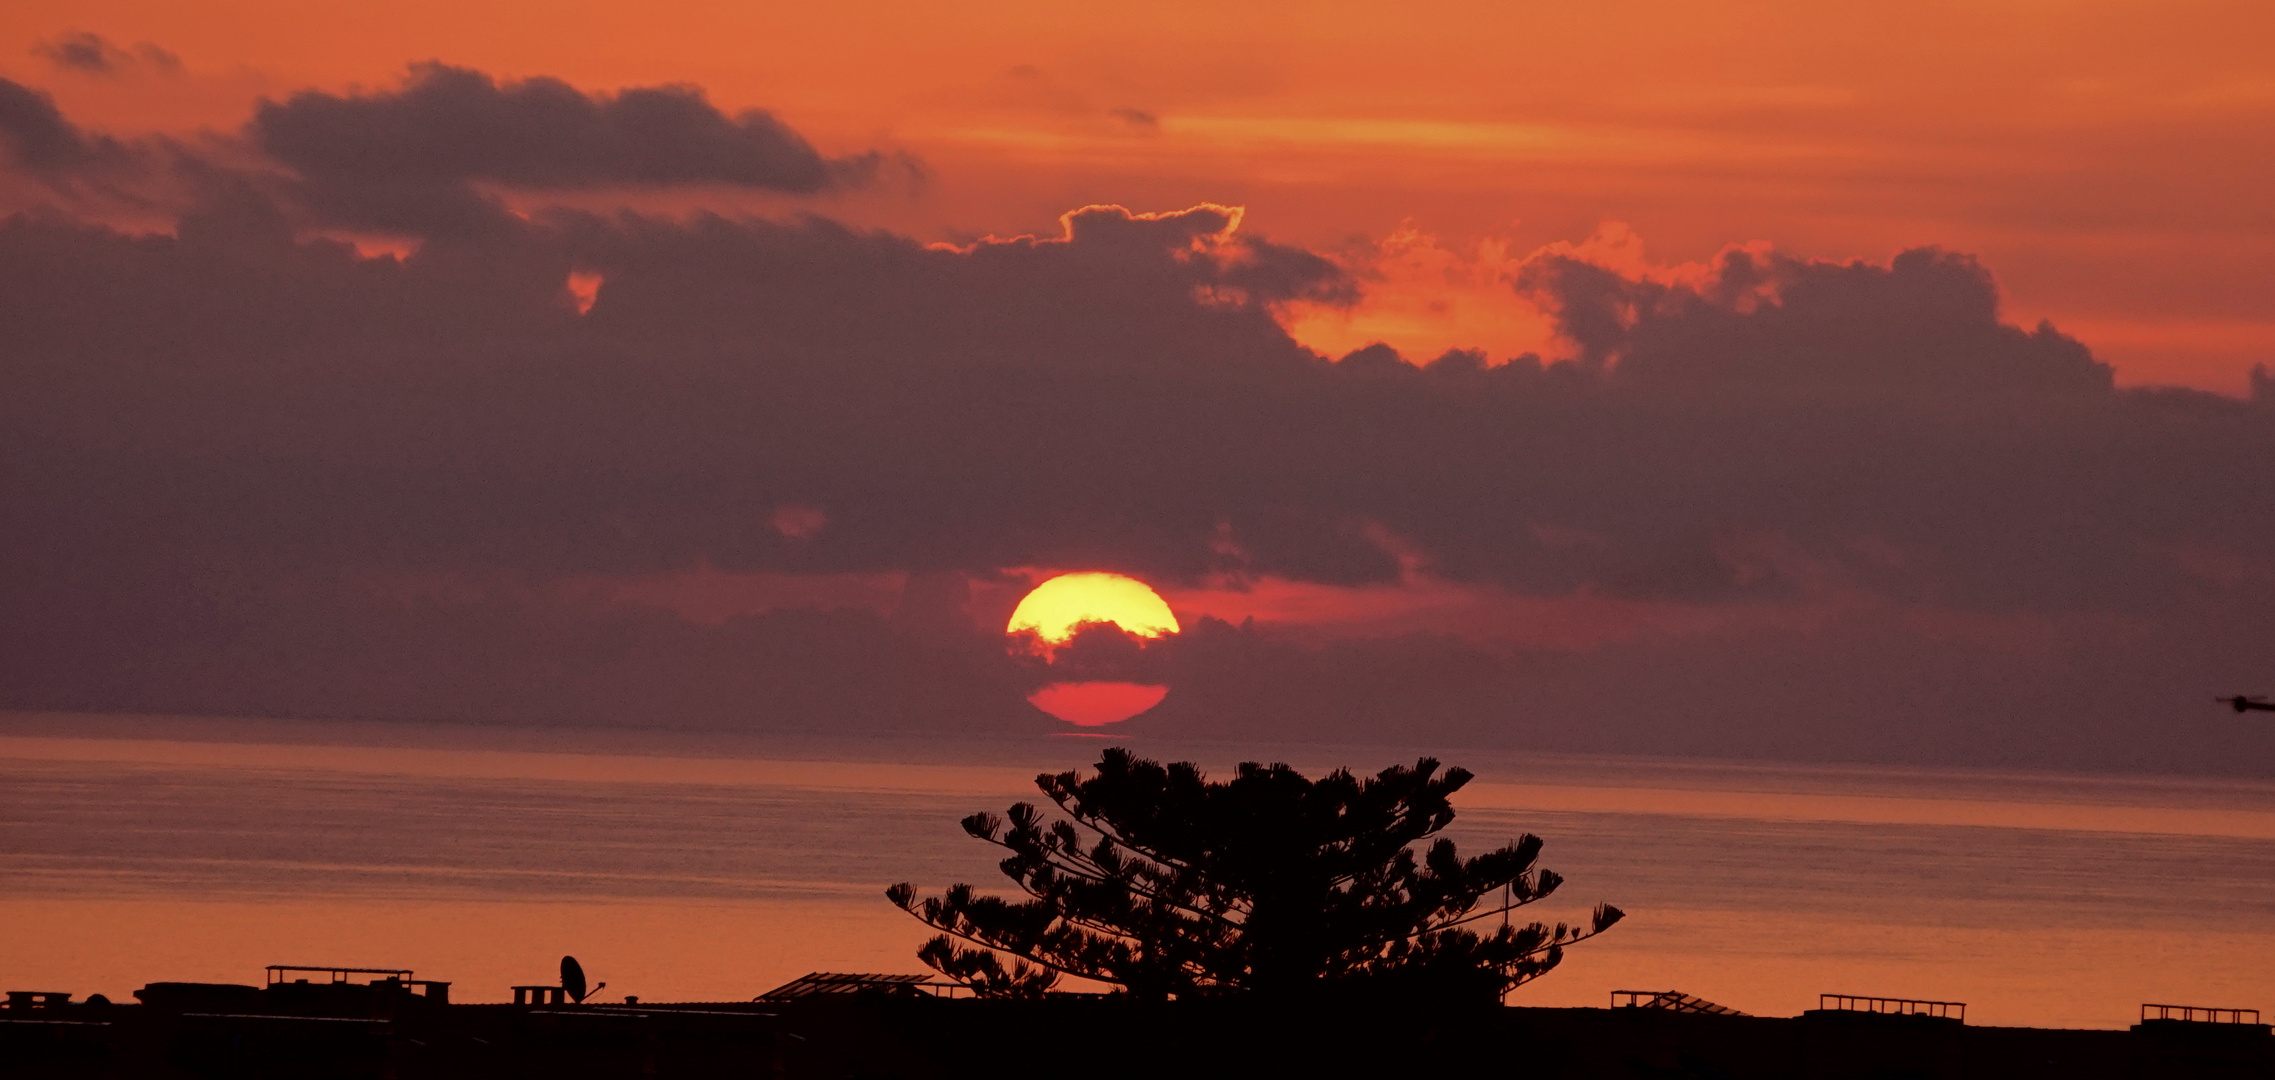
[1006, 572, 1180, 644]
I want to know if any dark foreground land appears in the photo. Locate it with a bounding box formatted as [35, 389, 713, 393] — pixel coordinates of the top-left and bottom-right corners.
[6, 992, 2271, 1079]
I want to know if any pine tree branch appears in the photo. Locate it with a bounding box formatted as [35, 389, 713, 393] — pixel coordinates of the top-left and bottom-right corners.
[1040, 787, 1206, 875]
[897, 909, 1130, 988]
[1424, 892, 1552, 934]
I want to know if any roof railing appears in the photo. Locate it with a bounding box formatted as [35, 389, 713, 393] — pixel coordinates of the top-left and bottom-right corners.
[1818, 994, 1965, 1022]
[3, 991, 74, 1009]
[265, 966, 448, 1002]
[755, 972, 970, 1001]
[267, 966, 413, 986]
[1611, 990, 1745, 1016]
[2142, 1004, 2261, 1025]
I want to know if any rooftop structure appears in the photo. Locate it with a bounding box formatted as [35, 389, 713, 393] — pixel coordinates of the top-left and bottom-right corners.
[2135, 1003, 2271, 1039]
[265, 964, 450, 1004]
[1610, 989, 1746, 1016]
[1806, 994, 1966, 1024]
[756, 973, 967, 1001]
[2, 991, 75, 1010]
[2140, 1004, 2261, 1026]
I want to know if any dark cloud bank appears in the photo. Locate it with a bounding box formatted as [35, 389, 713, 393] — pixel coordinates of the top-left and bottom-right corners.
[0, 78, 139, 178]
[252, 63, 881, 234]
[3, 69, 2272, 774]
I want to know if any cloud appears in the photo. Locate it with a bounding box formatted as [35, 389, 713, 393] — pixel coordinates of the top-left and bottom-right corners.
[0, 567, 1045, 735]
[248, 63, 882, 233]
[1108, 108, 1161, 133]
[1138, 599, 2275, 775]
[0, 78, 126, 174]
[1, 84, 2272, 772]
[1516, 244, 2113, 397]
[31, 31, 181, 77]
[1, 183, 2264, 611]
[0, 76, 191, 209]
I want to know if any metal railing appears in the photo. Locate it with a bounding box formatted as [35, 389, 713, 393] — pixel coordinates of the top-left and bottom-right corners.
[755, 972, 972, 1002]
[267, 966, 413, 986]
[3, 992, 74, 1010]
[2142, 1004, 2261, 1025]
[268, 966, 448, 1002]
[1611, 990, 1745, 1016]
[1819, 994, 1965, 1021]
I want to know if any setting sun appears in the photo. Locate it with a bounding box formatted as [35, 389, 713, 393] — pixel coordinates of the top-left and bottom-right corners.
[1005, 572, 1180, 644]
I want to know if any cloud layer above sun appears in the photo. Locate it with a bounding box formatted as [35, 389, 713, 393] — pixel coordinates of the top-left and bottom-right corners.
[1, 65, 2271, 773]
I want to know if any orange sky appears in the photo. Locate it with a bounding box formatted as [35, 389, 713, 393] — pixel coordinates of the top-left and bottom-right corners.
[4, 0, 2270, 391]
[9, 6, 2275, 1014]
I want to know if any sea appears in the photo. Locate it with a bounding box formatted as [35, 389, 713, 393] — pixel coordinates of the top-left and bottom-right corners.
[3, 710, 2271, 1030]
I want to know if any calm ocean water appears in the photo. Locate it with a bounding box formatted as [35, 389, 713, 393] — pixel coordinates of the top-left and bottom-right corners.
[3, 711, 2271, 1029]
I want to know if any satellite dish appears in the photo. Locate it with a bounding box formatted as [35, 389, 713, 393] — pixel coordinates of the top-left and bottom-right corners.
[561, 955, 588, 1003]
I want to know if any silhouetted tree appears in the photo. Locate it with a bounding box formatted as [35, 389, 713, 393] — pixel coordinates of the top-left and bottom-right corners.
[887, 748, 1622, 1001]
